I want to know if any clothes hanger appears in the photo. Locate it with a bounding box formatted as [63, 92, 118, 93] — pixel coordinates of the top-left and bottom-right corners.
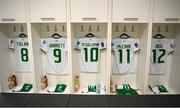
[84, 33, 95, 37]
[18, 33, 27, 38]
[153, 33, 164, 39]
[119, 33, 130, 39]
[51, 33, 62, 39]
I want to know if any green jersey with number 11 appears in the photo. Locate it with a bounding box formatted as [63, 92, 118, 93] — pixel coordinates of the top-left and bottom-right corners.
[9, 38, 31, 72]
[75, 37, 106, 73]
[150, 38, 174, 74]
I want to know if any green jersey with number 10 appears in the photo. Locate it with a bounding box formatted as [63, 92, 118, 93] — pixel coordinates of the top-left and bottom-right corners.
[9, 38, 31, 72]
[75, 37, 106, 73]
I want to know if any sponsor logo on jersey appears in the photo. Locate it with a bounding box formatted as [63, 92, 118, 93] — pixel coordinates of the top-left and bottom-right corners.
[101, 42, 104, 47]
[134, 43, 138, 48]
[170, 44, 173, 48]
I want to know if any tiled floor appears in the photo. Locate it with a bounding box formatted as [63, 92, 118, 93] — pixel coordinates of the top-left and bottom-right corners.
[0, 93, 180, 107]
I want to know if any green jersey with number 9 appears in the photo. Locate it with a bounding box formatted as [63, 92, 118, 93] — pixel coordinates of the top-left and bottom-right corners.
[41, 37, 68, 75]
[112, 38, 140, 74]
[9, 38, 31, 72]
[75, 37, 106, 72]
[150, 38, 174, 74]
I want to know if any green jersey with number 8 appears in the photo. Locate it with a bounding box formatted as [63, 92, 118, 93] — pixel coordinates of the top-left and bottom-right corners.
[75, 37, 106, 72]
[112, 38, 140, 74]
[9, 38, 31, 72]
[150, 38, 174, 74]
[41, 37, 68, 75]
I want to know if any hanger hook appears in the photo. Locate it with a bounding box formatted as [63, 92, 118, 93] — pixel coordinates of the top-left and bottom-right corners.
[88, 25, 92, 32]
[20, 25, 24, 32]
[96, 25, 100, 32]
[158, 26, 161, 32]
[123, 25, 127, 32]
[13, 25, 16, 32]
[80, 25, 84, 32]
[62, 25, 65, 32]
[115, 25, 119, 32]
[46, 25, 50, 32]
[131, 25, 135, 32]
[54, 25, 57, 32]
[165, 25, 169, 32]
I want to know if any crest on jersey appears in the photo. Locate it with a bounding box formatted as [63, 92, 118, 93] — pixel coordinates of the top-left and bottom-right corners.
[43, 40, 47, 44]
[134, 43, 138, 48]
[10, 40, 14, 44]
[77, 40, 80, 45]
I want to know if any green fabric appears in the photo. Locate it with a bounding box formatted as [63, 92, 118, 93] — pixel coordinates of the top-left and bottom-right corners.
[157, 85, 168, 93]
[88, 85, 96, 92]
[116, 89, 127, 95]
[116, 84, 138, 96]
[19, 83, 33, 92]
[54, 84, 67, 93]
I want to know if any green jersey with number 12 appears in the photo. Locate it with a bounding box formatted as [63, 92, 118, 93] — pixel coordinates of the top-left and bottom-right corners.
[112, 38, 140, 74]
[150, 38, 174, 74]
[9, 38, 31, 72]
[75, 37, 106, 73]
[41, 37, 68, 75]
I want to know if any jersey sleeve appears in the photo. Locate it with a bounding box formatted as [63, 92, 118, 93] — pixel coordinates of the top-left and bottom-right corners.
[8, 38, 15, 50]
[133, 39, 140, 53]
[41, 39, 49, 53]
[99, 38, 106, 50]
[111, 39, 115, 51]
[167, 39, 174, 55]
[65, 39, 68, 52]
[74, 39, 82, 50]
